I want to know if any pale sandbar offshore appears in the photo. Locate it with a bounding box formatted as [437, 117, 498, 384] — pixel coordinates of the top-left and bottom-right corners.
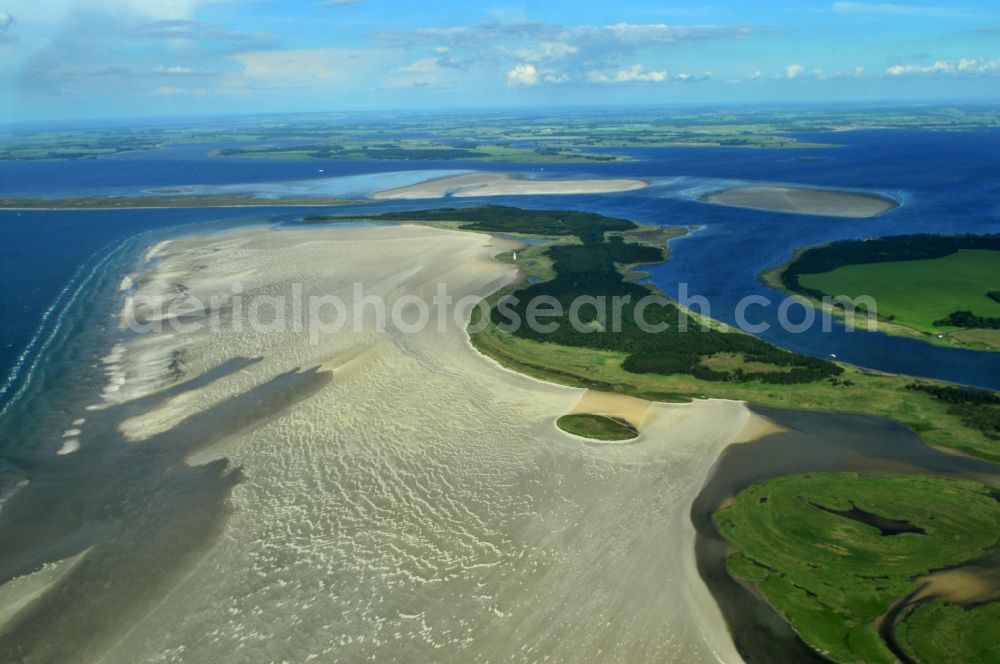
[703, 185, 898, 218]
[2, 223, 750, 662]
[372, 171, 648, 199]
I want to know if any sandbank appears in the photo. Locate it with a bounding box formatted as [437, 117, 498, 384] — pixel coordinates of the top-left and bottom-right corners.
[372, 171, 648, 199]
[703, 185, 898, 218]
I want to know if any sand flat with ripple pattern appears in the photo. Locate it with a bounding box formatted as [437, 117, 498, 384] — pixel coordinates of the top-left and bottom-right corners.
[30, 223, 753, 663]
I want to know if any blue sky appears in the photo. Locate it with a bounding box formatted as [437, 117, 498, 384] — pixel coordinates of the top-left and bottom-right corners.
[1, 0, 999, 121]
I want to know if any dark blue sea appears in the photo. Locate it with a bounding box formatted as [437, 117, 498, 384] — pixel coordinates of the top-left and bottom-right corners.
[2, 127, 1000, 422]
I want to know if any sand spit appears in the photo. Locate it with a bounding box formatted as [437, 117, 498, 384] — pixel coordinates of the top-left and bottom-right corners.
[372, 171, 649, 199]
[703, 185, 898, 218]
[10, 224, 750, 662]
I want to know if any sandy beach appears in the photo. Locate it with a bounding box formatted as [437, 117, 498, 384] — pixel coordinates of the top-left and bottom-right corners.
[703, 185, 898, 218]
[1, 223, 749, 662]
[372, 171, 649, 199]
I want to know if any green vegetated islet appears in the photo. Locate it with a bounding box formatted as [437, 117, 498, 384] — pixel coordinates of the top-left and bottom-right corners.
[556, 414, 638, 441]
[716, 472, 1000, 664]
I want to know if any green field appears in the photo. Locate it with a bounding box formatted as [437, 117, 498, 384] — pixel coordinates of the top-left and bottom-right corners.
[798, 249, 1000, 333]
[715, 473, 1000, 664]
[556, 414, 638, 441]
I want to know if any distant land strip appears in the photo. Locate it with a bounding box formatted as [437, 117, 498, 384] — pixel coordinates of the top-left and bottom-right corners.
[0, 195, 358, 210]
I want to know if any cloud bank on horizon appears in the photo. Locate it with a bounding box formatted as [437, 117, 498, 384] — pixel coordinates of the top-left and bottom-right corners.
[1, 0, 999, 120]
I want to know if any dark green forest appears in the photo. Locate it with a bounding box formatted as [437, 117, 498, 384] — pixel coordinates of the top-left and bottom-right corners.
[493, 233, 840, 384]
[934, 310, 1000, 329]
[309, 204, 637, 243]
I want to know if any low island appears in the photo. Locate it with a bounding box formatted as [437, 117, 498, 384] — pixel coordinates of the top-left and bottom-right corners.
[716, 472, 1000, 664]
[703, 184, 898, 218]
[371, 171, 649, 200]
[556, 414, 639, 441]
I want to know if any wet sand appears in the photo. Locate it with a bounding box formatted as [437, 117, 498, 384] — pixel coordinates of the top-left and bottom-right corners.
[568, 389, 655, 429]
[703, 185, 898, 218]
[372, 171, 649, 199]
[0, 224, 750, 662]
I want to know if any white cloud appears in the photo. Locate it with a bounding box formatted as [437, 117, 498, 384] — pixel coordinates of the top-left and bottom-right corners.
[375, 19, 757, 89]
[785, 63, 805, 78]
[135, 20, 271, 43]
[398, 58, 445, 75]
[154, 85, 208, 95]
[155, 65, 195, 75]
[228, 49, 382, 88]
[512, 41, 578, 61]
[506, 63, 539, 86]
[377, 20, 756, 54]
[0, 11, 12, 44]
[384, 56, 461, 88]
[89, 0, 205, 21]
[588, 64, 668, 83]
[886, 58, 1000, 75]
[581, 22, 755, 45]
[832, 2, 970, 17]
